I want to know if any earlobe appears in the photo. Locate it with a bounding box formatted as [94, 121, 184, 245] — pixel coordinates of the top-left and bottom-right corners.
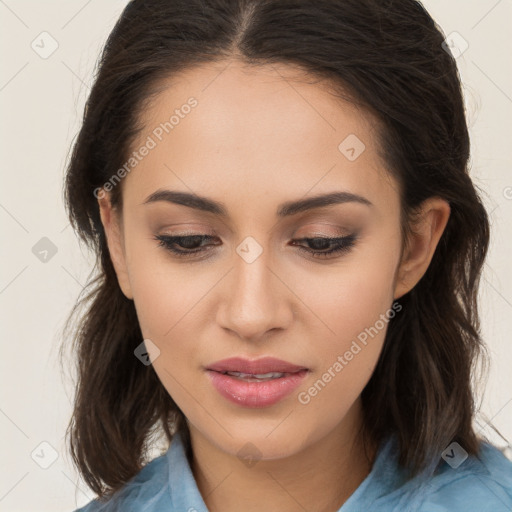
[393, 197, 451, 300]
[97, 190, 134, 300]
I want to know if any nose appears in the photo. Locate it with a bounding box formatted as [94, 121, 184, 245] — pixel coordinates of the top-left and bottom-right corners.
[216, 243, 293, 342]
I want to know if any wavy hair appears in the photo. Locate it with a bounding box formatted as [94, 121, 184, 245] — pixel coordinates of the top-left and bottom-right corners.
[61, 0, 493, 500]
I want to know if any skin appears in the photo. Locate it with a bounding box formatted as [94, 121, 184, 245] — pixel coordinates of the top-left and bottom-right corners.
[97, 59, 450, 512]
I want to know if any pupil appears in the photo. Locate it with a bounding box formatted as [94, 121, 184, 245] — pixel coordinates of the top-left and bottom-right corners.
[310, 238, 330, 250]
[182, 236, 202, 248]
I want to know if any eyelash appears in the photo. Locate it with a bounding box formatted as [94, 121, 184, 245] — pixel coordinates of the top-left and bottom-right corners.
[153, 233, 357, 260]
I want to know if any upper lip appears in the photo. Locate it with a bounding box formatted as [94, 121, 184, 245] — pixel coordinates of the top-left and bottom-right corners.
[206, 357, 308, 374]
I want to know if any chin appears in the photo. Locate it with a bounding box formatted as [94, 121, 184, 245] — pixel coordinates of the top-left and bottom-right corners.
[202, 420, 317, 461]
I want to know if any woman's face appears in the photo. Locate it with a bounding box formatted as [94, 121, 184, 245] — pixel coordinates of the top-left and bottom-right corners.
[100, 60, 414, 460]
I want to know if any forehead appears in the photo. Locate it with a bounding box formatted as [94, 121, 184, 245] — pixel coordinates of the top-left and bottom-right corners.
[122, 60, 398, 215]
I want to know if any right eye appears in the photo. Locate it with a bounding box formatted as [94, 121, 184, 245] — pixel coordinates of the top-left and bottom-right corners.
[154, 234, 219, 258]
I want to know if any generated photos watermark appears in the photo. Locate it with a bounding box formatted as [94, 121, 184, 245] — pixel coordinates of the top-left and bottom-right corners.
[93, 97, 198, 200]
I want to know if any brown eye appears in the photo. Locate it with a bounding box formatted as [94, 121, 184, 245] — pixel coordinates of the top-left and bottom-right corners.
[154, 234, 218, 257]
[291, 234, 357, 259]
[154, 233, 358, 260]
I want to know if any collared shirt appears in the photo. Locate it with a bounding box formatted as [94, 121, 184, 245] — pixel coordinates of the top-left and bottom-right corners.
[73, 430, 512, 511]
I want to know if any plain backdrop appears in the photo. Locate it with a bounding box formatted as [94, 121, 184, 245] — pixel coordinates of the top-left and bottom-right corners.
[1, 1, 511, 510]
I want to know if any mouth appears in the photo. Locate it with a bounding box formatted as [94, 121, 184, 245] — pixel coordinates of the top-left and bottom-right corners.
[206, 356, 309, 375]
[214, 370, 299, 382]
[205, 357, 310, 407]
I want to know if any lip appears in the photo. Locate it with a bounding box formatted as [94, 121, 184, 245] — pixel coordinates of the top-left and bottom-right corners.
[205, 357, 309, 408]
[206, 357, 308, 374]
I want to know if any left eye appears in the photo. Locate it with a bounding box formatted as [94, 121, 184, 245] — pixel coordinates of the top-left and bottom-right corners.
[291, 234, 357, 258]
[154, 234, 357, 259]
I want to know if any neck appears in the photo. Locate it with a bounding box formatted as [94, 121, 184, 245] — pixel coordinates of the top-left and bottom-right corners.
[188, 400, 377, 512]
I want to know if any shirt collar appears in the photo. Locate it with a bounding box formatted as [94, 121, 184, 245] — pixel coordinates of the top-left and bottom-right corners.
[165, 429, 400, 511]
[167, 429, 210, 511]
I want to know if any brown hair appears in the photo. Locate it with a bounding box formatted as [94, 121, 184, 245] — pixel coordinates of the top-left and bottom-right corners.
[61, 0, 494, 501]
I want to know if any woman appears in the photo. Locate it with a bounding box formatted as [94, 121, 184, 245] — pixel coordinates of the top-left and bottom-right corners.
[63, 0, 512, 510]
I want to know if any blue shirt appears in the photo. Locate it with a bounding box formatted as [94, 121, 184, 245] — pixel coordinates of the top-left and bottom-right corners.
[73, 430, 512, 511]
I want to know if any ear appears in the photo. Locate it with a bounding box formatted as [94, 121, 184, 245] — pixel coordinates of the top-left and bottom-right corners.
[97, 189, 134, 300]
[394, 197, 451, 300]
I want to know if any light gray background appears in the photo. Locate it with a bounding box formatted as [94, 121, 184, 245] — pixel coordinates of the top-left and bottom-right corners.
[1, 1, 511, 510]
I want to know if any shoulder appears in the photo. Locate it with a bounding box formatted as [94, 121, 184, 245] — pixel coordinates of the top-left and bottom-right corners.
[413, 442, 512, 512]
[368, 436, 512, 512]
[71, 451, 170, 512]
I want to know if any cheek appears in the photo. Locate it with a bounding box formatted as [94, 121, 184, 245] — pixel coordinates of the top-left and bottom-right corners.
[123, 230, 206, 340]
[291, 244, 399, 398]
[131, 271, 215, 378]
[295, 252, 398, 349]
[128, 263, 209, 401]
[293, 280, 395, 432]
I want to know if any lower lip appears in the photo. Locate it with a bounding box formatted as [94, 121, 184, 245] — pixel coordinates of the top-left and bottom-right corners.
[206, 369, 309, 408]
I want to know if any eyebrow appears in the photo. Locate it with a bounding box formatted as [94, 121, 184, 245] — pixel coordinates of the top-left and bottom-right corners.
[143, 189, 373, 217]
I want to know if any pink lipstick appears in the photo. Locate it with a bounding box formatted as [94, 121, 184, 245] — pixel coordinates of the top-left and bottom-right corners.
[205, 357, 309, 408]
